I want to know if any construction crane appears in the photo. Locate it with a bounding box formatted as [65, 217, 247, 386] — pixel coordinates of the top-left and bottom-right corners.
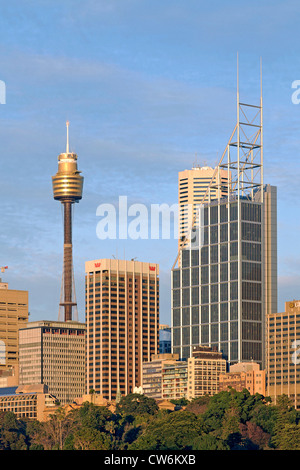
[0, 266, 8, 273]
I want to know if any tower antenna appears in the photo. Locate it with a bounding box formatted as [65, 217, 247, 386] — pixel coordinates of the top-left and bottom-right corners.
[66, 120, 70, 154]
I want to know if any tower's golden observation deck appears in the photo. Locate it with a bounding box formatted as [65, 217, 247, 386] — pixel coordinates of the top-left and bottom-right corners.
[52, 151, 83, 202]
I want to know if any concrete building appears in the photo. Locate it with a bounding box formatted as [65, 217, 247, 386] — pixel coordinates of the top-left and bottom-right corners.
[266, 301, 300, 409]
[161, 358, 188, 400]
[18, 320, 86, 405]
[142, 353, 179, 399]
[187, 345, 226, 399]
[0, 279, 28, 382]
[178, 166, 230, 251]
[85, 258, 159, 401]
[0, 384, 57, 421]
[219, 361, 266, 395]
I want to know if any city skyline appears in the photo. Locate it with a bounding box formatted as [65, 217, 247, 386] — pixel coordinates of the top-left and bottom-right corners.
[0, 1, 300, 325]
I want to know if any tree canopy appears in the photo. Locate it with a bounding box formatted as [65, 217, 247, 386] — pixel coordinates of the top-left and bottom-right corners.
[1, 391, 300, 450]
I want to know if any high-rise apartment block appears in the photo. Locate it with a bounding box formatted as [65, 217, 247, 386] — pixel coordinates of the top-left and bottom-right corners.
[19, 320, 86, 405]
[0, 280, 28, 382]
[85, 259, 159, 401]
[142, 353, 179, 400]
[161, 358, 188, 400]
[187, 346, 226, 399]
[143, 348, 226, 401]
[267, 301, 300, 409]
[178, 166, 230, 251]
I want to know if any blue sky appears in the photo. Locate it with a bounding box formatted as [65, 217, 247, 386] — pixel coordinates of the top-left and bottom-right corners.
[0, 0, 300, 324]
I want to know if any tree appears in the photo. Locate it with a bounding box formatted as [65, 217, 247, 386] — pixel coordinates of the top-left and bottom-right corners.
[185, 396, 210, 415]
[129, 411, 205, 450]
[116, 393, 158, 417]
[0, 412, 28, 450]
[272, 423, 300, 450]
[239, 421, 271, 450]
[169, 398, 189, 407]
[249, 401, 278, 435]
[72, 427, 111, 450]
[192, 434, 229, 450]
[220, 405, 240, 441]
[30, 407, 74, 450]
[73, 402, 115, 431]
[271, 395, 300, 449]
[65, 402, 120, 449]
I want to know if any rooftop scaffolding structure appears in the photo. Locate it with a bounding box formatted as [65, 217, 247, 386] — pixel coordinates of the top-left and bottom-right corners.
[173, 57, 263, 270]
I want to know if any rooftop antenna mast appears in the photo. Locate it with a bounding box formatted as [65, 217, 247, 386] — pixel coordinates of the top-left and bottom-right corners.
[172, 55, 263, 269]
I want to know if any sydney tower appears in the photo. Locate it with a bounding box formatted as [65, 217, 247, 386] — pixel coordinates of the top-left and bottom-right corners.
[52, 122, 84, 321]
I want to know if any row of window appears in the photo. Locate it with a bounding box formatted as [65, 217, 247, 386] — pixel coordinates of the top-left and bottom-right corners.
[173, 302, 262, 326]
[174, 262, 261, 288]
[180, 241, 261, 268]
[202, 201, 262, 225]
[173, 281, 262, 307]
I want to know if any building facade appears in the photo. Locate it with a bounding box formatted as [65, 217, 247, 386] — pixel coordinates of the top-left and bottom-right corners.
[161, 359, 188, 400]
[187, 346, 226, 399]
[159, 325, 171, 354]
[142, 353, 179, 399]
[219, 361, 266, 395]
[85, 258, 159, 401]
[0, 280, 28, 381]
[171, 184, 277, 368]
[178, 166, 230, 251]
[19, 320, 86, 405]
[266, 301, 300, 409]
[0, 384, 57, 421]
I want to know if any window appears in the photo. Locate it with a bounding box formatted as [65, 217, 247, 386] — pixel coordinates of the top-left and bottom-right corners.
[191, 267, 199, 286]
[173, 270, 180, 289]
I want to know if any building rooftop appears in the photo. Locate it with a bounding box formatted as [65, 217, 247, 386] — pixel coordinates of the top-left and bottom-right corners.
[0, 387, 18, 396]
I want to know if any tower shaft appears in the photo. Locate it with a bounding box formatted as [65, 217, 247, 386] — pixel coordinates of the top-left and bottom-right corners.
[62, 201, 73, 322]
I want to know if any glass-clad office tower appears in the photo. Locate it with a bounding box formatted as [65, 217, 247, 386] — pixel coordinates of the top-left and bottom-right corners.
[171, 185, 277, 368]
[171, 79, 277, 369]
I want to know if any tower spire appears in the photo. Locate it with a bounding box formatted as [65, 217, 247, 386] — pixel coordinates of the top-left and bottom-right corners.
[66, 120, 70, 154]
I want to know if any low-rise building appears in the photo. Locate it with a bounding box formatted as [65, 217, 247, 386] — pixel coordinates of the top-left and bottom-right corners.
[0, 384, 57, 421]
[219, 361, 266, 395]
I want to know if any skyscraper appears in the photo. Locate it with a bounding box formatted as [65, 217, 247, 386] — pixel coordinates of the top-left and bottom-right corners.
[85, 258, 159, 400]
[52, 121, 84, 322]
[171, 72, 277, 369]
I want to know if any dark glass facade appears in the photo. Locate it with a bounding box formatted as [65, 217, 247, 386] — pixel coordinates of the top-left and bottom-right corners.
[171, 196, 265, 366]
